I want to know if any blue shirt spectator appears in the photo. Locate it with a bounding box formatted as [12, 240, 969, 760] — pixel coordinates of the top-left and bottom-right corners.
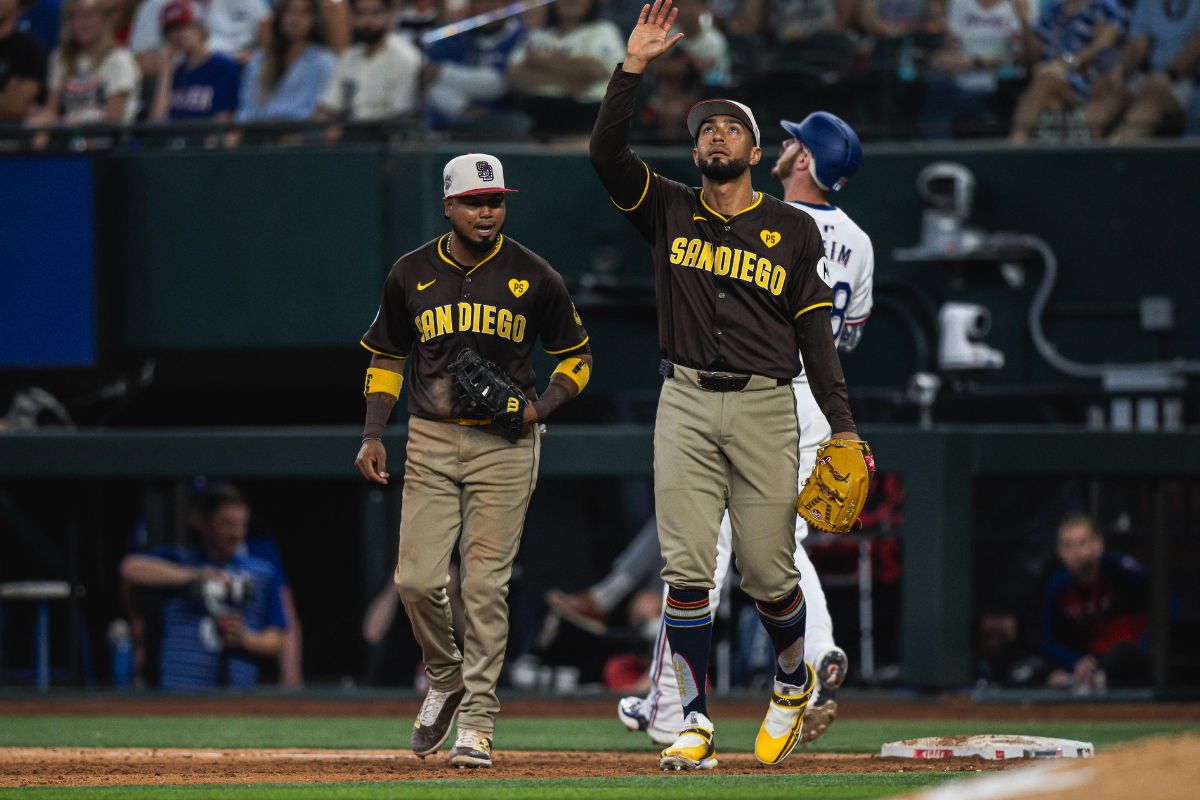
[236, 0, 335, 122]
[150, 1, 243, 122]
[425, 0, 525, 129]
[120, 484, 289, 691]
[150, 543, 287, 690]
[16, 0, 61, 56]
[1040, 514, 1148, 689]
[168, 52, 241, 119]
[1128, 0, 1200, 73]
[237, 44, 335, 120]
[1035, 0, 1129, 94]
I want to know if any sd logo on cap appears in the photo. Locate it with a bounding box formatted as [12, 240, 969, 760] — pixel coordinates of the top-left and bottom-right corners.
[443, 154, 520, 199]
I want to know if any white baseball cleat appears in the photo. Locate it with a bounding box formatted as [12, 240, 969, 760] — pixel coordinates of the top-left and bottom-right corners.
[616, 695, 678, 746]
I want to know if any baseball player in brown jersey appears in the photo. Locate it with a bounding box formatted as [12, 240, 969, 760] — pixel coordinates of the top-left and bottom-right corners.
[589, 0, 867, 771]
[354, 153, 592, 768]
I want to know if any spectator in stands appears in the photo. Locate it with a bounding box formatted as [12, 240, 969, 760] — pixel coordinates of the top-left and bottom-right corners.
[640, 0, 729, 139]
[424, 0, 526, 132]
[735, 0, 856, 43]
[314, 0, 421, 130]
[1, 0, 46, 122]
[919, 0, 1033, 138]
[25, 0, 140, 126]
[394, 0, 440, 44]
[119, 484, 288, 690]
[1082, 0, 1200, 140]
[149, 0, 242, 121]
[236, 0, 335, 121]
[130, 0, 270, 80]
[506, 0, 623, 135]
[18, 0, 62, 54]
[858, 0, 945, 39]
[1009, 0, 1126, 141]
[1041, 513, 1149, 692]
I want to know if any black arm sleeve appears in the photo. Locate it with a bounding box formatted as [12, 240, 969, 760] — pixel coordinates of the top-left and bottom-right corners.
[589, 67, 655, 213]
[795, 311, 856, 435]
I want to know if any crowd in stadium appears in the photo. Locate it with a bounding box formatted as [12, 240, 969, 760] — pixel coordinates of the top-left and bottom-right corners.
[2, 0, 1199, 143]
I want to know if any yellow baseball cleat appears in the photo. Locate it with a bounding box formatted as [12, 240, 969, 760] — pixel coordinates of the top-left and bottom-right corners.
[659, 711, 718, 771]
[755, 662, 816, 766]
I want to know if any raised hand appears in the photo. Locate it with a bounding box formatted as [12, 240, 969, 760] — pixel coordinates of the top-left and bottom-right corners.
[624, 0, 685, 74]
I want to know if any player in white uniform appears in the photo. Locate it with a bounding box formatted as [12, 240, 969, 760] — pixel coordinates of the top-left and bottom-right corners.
[618, 111, 873, 747]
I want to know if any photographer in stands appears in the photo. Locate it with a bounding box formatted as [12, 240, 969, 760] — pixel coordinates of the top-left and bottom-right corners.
[120, 484, 287, 690]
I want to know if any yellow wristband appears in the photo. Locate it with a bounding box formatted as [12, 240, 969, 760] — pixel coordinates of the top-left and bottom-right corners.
[553, 357, 590, 393]
[364, 367, 403, 398]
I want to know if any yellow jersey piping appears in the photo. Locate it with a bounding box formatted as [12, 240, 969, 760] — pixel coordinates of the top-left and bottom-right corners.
[699, 190, 763, 222]
[610, 163, 651, 212]
[437, 233, 504, 275]
[793, 301, 833, 319]
[360, 340, 409, 358]
[544, 336, 590, 355]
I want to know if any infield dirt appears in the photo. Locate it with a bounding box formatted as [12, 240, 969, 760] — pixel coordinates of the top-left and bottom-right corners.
[0, 747, 1008, 787]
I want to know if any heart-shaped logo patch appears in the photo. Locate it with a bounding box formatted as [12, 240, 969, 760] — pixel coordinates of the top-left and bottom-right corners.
[760, 230, 781, 248]
[509, 279, 530, 298]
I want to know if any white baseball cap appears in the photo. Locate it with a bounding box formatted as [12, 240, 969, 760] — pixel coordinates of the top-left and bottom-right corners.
[685, 99, 761, 146]
[442, 153, 519, 199]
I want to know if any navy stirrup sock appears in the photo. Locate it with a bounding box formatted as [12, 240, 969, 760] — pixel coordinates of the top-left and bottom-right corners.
[663, 587, 713, 718]
[756, 584, 810, 686]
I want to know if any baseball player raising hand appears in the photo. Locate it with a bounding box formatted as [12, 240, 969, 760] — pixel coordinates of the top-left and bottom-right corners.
[590, 0, 870, 771]
[619, 110, 874, 750]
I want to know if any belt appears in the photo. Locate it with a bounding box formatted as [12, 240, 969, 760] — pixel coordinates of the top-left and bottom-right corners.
[660, 359, 789, 392]
[441, 417, 494, 426]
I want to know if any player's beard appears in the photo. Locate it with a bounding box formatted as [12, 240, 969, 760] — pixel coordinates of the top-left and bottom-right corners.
[698, 156, 749, 182]
[771, 147, 798, 181]
[454, 221, 504, 253]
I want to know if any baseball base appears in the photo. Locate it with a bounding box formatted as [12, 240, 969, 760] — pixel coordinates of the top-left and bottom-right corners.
[881, 735, 1095, 760]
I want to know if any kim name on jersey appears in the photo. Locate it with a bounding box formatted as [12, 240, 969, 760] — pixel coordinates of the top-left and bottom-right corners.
[668, 237, 789, 296]
[414, 302, 528, 344]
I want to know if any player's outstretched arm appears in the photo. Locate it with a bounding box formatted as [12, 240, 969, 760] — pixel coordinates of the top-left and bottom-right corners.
[623, 0, 684, 74]
[355, 354, 406, 485]
[590, 3, 678, 228]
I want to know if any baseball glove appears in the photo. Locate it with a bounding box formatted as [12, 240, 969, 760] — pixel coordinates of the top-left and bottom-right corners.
[449, 348, 528, 442]
[795, 439, 875, 534]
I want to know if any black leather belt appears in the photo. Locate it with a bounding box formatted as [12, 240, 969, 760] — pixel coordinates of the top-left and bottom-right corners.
[660, 359, 788, 391]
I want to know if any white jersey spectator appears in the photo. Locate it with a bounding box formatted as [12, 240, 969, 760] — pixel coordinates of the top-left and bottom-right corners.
[49, 44, 140, 121]
[946, 0, 1031, 91]
[320, 32, 421, 119]
[507, 1, 624, 103]
[31, 0, 141, 125]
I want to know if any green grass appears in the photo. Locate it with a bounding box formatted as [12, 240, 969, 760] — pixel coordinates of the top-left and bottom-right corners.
[0, 773, 969, 800]
[0, 715, 1193, 752]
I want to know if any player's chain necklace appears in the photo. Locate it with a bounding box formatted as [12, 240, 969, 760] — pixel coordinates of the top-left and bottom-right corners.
[445, 231, 500, 265]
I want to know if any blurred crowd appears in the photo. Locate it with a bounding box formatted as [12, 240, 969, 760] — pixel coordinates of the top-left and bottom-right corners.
[2, 0, 1199, 144]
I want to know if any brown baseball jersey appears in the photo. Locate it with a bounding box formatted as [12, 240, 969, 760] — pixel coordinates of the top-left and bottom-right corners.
[361, 233, 589, 420]
[590, 69, 833, 384]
